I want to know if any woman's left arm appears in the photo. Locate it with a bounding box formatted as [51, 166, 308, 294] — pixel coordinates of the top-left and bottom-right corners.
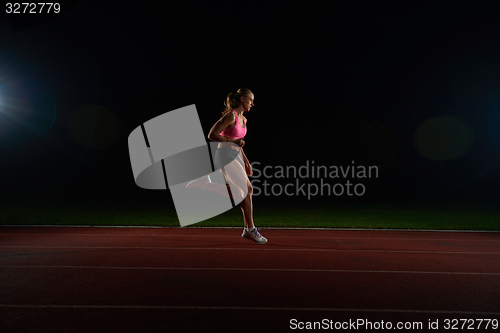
[241, 147, 248, 162]
[240, 147, 253, 176]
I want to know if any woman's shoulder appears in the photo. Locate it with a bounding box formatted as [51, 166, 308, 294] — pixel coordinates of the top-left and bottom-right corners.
[224, 110, 236, 120]
[220, 110, 236, 125]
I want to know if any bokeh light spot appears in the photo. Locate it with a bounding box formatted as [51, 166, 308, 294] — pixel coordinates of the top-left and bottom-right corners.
[414, 115, 475, 161]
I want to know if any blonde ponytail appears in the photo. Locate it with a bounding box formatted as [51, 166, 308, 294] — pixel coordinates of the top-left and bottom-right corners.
[222, 87, 253, 114]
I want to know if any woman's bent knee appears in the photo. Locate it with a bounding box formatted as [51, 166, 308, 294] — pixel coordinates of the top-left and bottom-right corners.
[247, 183, 253, 196]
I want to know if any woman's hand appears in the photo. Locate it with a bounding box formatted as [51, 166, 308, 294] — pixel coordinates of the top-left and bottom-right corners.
[234, 139, 245, 147]
[244, 159, 253, 176]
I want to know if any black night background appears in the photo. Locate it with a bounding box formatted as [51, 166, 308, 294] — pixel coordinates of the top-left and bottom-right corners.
[1, 1, 499, 208]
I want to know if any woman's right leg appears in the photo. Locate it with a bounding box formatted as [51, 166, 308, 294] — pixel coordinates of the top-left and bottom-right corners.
[202, 162, 246, 200]
[203, 181, 233, 198]
[206, 147, 243, 199]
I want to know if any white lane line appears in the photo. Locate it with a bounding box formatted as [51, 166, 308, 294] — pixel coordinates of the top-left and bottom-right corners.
[0, 304, 498, 315]
[1, 245, 499, 255]
[2, 233, 499, 242]
[2, 225, 500, 233]
[3, 266, 500, 275]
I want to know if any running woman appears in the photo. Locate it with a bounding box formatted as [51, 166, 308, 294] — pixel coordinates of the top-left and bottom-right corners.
[187, 88, 267, 244]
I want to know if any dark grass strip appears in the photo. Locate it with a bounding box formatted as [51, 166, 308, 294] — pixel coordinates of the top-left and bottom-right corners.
[1, 201, 499, 230]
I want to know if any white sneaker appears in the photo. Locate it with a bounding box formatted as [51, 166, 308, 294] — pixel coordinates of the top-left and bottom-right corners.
[186, 175, 211, 190]
[242, 228, 267, 244]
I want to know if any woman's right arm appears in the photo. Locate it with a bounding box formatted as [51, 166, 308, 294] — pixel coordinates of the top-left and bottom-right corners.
[208, 113, 243, 146]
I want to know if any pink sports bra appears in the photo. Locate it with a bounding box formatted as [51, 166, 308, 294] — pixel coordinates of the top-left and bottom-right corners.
[219, 110, 246, 139]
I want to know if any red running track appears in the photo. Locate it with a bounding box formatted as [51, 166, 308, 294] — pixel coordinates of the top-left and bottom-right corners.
[1, 227, 499, 332]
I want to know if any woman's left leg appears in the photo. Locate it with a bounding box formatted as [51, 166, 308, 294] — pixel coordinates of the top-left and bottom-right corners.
[240, 178, 267, 244]
[240, 178, 254, 229]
